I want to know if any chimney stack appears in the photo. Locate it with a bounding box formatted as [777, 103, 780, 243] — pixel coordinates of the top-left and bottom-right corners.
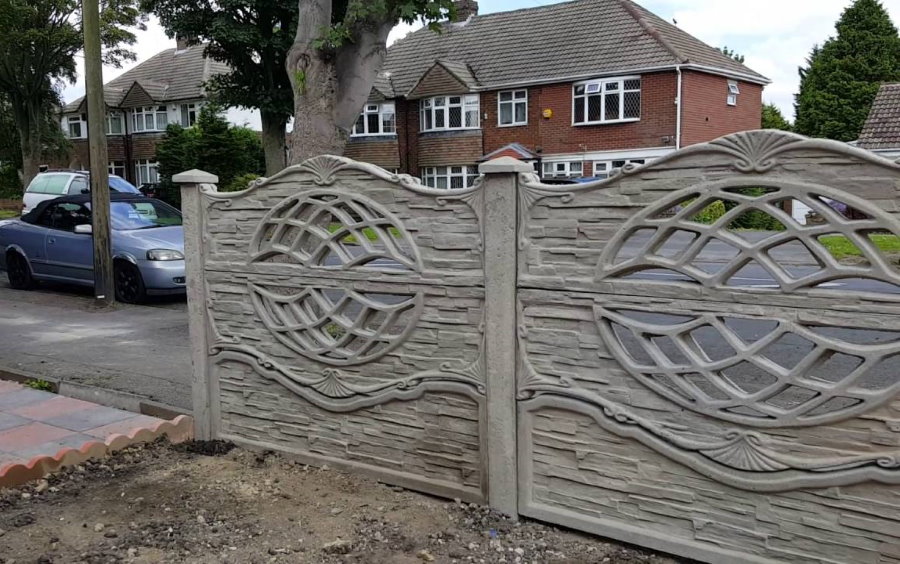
[175, 34, 193, 51]
[451, 0, 479, 22]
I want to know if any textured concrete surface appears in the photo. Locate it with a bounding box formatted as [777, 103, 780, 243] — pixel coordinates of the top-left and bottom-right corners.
[0, 278, 191, 410]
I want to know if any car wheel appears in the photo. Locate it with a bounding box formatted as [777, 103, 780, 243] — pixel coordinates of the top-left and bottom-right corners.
[114, 261, 147, 304]
[6, 251, 36, 290]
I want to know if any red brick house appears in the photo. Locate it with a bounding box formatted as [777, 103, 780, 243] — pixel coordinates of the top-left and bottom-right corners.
[60, 41, 229, 186]
[345, 0, 768, 188]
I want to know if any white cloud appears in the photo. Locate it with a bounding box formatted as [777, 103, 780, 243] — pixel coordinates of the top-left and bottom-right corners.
[645, 0, 900, 119]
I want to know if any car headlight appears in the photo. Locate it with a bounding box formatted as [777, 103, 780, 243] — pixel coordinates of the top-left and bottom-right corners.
[147, 249, 184, 261]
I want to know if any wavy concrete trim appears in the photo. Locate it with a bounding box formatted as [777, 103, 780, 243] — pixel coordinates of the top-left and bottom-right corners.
[0, 415, 194, 488]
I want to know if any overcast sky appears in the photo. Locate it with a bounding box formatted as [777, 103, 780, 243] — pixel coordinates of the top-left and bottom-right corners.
[63, 0, 900, 126]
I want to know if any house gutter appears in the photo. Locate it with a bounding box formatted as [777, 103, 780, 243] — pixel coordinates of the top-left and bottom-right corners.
[675, 65, 683, 150]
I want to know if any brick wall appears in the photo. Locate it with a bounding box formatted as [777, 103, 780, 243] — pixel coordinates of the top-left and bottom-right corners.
[418, 131, 483, 167]
[482, 72, 679, 156]
[344, 138, 401, 169]
[680, 71, 763, 147]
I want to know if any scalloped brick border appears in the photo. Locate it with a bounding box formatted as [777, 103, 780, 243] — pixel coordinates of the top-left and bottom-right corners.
[0, 415, 194, 488]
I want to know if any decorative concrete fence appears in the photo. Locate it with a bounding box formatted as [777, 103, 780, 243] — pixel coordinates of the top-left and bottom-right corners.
[176, 131, 900, 564]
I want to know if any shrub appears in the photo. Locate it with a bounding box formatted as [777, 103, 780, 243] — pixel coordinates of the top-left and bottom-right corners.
[222, 173, 261, 193]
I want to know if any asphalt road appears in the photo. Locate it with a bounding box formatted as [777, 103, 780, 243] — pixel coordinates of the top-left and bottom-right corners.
[0, 278, 192, 411]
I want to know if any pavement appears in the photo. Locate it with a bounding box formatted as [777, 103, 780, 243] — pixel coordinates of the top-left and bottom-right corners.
[0, 278, 191, 411]
[0, 379, 193, 487]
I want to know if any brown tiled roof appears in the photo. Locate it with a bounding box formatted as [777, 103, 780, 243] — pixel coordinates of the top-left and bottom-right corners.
[857, 83, 900, 150]
[382, 0, 768, 97]
[64, 43, 230, 112]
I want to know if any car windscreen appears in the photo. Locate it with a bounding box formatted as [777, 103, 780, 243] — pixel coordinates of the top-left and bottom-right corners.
[86, 200, 183, 230]
[109, 176, 141, 194]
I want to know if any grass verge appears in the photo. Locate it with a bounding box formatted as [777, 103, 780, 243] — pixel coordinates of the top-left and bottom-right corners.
[0, 209, 19, 220]
[819, 234, 900, 259]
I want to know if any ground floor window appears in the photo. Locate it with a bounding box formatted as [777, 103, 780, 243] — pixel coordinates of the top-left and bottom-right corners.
[593, 158, 646, 178]
[135, 159, 159, 185]
[420, 165, 479, 189]
[542, 160, 583, 179]
[108, 161, 126, 178]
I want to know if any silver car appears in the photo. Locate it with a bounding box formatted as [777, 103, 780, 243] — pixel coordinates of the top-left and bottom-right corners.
[22, 170, 142, 214]
[0, 193, 185, 303]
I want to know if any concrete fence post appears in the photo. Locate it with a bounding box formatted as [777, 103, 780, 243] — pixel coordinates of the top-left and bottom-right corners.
[479, 157, 532, 517]
[173, 169, 219, 440]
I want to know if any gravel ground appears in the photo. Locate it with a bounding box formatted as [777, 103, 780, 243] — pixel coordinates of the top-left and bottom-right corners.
[0, 440, 679, 564]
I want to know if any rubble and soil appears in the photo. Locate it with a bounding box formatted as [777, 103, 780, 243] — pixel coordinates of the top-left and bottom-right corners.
[0, 440, 679, 563]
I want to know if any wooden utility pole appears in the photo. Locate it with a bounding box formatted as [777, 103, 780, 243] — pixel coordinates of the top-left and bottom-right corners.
[82, 0, 114, 305]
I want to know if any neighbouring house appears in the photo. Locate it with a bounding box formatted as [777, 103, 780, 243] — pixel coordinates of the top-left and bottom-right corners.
[59, 39, 236, 186]
[345, 0, 768, 188]
[856, 82, 900, 161]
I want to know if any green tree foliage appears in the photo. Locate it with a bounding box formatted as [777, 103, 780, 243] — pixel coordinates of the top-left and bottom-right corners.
[717, 46, 745, 64]
[0, 0, 146, 187]
[794, 0, 900, 141]
[156, 105, 264, 206]
[761, 103, 793, 131]
[144, 0, 296, 175]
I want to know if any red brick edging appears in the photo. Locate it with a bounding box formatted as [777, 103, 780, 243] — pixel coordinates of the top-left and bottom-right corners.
[0, 415, 194, 488]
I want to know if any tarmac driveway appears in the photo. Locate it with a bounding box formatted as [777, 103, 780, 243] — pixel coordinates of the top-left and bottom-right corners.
[0, 279, 191, 411]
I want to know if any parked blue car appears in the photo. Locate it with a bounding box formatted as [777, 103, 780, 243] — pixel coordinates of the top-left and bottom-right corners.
[0, 193, 186, 303]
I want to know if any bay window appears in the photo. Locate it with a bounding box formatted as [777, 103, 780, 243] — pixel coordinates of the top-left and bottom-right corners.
[135, 160, 159, 185]
[132, 106, 168, 132]
[420, 95, 479, 131]
[421, 166, 479, 189]
[351, 103, 396, 136]
[593, 158, 646, 179]
[498, 90, 527, 126]
[573, 77, 641, 125]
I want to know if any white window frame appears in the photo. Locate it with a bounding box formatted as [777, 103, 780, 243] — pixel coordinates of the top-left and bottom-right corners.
[106, 112, 124, 135]
[351, 103, 396, 136]
[727, 80, 740, 106]
[180, 103, 198, 127]
[541, 161, 584, 179]
[498, 89, 528, 127]
[132, 106, 168, 133]
[420, 165, 479, 189]
[572, 76, 641, 126]
[420, 95, 480, 132]
[66, 114, 86, 139]
[592, 158, 647, 179]
[135, 159, 159, 185]
[108, 161, 126, 178]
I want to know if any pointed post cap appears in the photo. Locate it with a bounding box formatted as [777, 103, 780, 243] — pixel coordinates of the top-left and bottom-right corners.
[479, 156, 534, 174]
[172, 169, 219, 184]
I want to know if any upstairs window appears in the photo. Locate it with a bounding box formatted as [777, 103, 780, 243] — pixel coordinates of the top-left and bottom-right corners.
[132, 106, 168, 132]
[498, 90, 527, 126]
[727, 80, 740, 106]
[573, 77, 641, 125]
[420, 95, 479, 132]
[106, 113, 124, 135]
[542, 161, 583, 178]
[351, 103, 396, 136]
[180, 103, 198, 127]
[66, 114, 86, 139]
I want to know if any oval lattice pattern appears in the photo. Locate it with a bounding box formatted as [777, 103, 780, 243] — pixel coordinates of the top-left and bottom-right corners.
[599, 183, 900, 293]
[596, 307, 900, 427]
[250, 284, 423, 366]
[250, 191, 421, 272]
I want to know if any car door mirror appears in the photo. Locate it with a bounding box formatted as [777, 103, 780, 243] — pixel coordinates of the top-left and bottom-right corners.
[80, 188, 90, 194]
[74, 224, 93, 234]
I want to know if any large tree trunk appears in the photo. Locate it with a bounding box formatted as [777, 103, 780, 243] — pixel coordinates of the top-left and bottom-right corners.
[260, 110, 287, 175]
[287, 0, 393, 164]
[15, 100, 42, 189]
